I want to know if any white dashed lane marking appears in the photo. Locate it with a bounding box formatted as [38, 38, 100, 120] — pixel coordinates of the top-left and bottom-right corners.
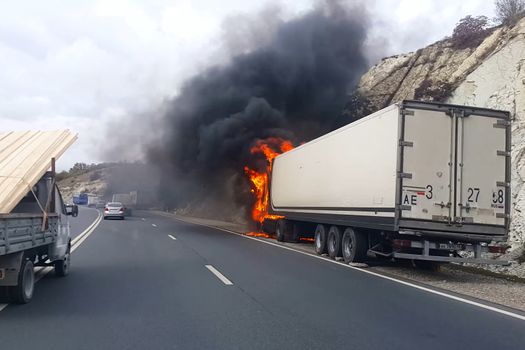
[205, 265, 233, 286]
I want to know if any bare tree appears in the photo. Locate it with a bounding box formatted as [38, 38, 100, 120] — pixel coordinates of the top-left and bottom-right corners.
[495, 0, 525, 25]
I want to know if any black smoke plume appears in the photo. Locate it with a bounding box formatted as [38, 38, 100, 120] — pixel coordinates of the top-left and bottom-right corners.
[149, 2, 372, 222]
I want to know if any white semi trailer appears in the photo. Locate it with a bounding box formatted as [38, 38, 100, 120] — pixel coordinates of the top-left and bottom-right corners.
[266, 101, 510, 266]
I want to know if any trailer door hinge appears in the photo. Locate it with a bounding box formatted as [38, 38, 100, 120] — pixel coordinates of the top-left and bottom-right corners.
[496, 213, 509, 219]
[399, 140, 414, 147]
[398, 172, 412, 179]
[397, 205, 411, 211]
[496, 150, 510, 157]
[455, 110, 466, 118]
[496, 181, 510, 188]
[493, 119, 510, 128]
[402, 109, 414, 116]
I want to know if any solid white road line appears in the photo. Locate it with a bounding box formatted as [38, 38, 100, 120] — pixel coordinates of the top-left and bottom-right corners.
[205, 265, 233, 285]
[168, 234, 177, 240]
[72, 212, 103, 252]
[72, 210, 103, 246]
[168, 215, 525, 322]
[152, 224, 157, 227]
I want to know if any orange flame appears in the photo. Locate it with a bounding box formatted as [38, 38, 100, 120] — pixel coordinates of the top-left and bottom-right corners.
[246, 231, 273, 238]
[244, 137, 294, 223]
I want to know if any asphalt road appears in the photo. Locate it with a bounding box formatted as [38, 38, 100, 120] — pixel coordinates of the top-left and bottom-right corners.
[0, 211, 524, 349]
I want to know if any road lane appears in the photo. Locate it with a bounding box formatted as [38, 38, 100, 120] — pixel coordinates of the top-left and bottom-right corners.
[0, 214, 302, 349]
[69, 206, 99, 239]
[0, 211, 523, 350]
[144, 213, 525, 349]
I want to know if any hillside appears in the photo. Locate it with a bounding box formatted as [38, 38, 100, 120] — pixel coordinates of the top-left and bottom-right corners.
[57, 163, 160, 206]
[355, 17, 525, 251]
[58, 168, 108, 203]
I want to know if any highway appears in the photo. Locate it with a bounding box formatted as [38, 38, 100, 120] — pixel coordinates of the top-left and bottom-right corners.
[0, 209, 524, 349]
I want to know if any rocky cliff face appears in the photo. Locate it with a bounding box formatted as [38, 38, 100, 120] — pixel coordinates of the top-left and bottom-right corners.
[357, 18, 525, 248]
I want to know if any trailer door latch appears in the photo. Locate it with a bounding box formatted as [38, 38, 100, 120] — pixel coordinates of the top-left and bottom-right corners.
[434, 201, 451, 208]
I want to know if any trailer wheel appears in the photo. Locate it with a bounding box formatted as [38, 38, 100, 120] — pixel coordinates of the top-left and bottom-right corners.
[290, 223, 301, 242]
[54, 243, 71, 277]
[342, 228, 368, 263]
[327, 226, 342, 259]
[276, 219, 286, 242]
[0, 287, 10, 303]
[10, 259, 35, 304]
[314, 224, 328, 255]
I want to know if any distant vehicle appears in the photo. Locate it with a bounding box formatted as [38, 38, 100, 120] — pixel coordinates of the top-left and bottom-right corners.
[73, 193, 88, 205]
[95, 200, 105, 209]
[103, 202, 125, 220]
[87, 194, 99, 207]
[265, 101, 510, 268]
[112, 193, 135, 216]
[65, 203, 79, 217]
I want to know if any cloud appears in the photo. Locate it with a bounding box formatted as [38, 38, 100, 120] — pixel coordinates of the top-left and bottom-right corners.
[0, 0, 496, 171]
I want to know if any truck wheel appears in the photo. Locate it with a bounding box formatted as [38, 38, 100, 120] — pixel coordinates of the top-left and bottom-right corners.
[10, 259, 35, 304]
[342, 228, 368, 263]
[54, 244, 71, 277]
[314, 224, 328, 255]
[0, 287, 10, 303]
[327, 226, 342, 259]
[276, 219, 286, 242]
[290, 223, 301, 242]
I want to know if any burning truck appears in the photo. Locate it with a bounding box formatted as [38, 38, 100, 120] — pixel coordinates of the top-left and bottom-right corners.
[246, 100, 510, 268]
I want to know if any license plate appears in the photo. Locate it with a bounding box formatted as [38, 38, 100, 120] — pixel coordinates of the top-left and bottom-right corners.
[0, 269, 4, 280]
[439, 243, 462, 250]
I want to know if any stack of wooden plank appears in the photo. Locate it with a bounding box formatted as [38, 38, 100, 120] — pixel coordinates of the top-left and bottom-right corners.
[0, 130, 77, 214]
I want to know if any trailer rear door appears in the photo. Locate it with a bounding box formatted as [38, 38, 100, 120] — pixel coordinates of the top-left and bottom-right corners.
[400, 108, 453, 222]
[456, 113, 508, 226]
[399, 102, 509, 231]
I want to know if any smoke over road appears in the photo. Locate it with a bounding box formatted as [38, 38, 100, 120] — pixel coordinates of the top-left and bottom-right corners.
[149, 1, 372, 222]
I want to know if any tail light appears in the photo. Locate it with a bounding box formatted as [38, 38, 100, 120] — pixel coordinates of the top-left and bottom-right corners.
[488, 245, 509, 254]
[104, 207, 109, 212]
[119, 207, 124, 212]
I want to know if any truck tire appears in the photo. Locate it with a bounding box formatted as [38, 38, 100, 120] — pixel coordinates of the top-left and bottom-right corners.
[327, 226, 342, 259]
[342, 228, 368, 263]
[0, 287, 10, 303]
[9, 259, 35, 304]
[276, 219, 286, 242]
[314, 224, 328, 255]
[290, 223, 301, 242]
[54, 244, 71, 277]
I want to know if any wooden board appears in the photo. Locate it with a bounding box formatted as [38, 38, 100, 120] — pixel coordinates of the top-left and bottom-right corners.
[0, 130, 77, 213]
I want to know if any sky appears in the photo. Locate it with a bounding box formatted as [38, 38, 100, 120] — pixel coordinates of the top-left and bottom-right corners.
[0, 0, 495, 170]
